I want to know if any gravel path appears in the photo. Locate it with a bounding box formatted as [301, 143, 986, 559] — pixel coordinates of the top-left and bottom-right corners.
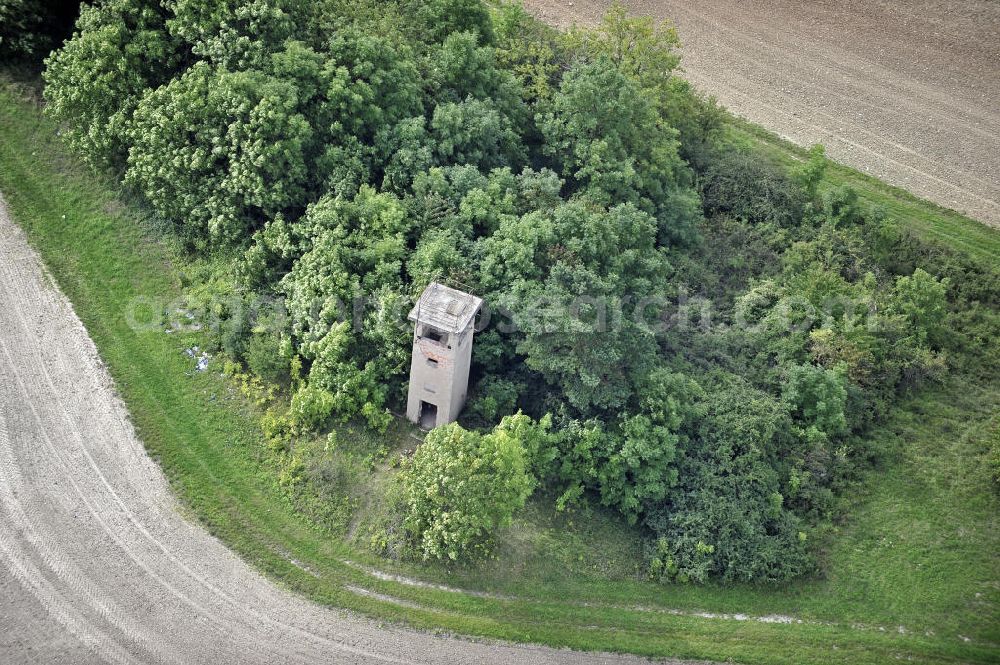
[0, 194, 686, 664]
[525, 0, 1000, 227]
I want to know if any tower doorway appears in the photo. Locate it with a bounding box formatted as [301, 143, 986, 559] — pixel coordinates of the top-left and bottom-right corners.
[418, 401, 438, 430]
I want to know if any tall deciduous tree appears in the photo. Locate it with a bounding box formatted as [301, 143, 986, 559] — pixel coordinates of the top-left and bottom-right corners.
[43, 0, 182, 168]
[279, 188, 410, 427]
[125, 62, 312, 245]
[539, 61, 701, 244]
[480, 199, 670, 413]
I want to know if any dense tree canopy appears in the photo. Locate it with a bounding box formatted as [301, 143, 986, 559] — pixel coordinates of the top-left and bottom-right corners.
[126, 63, 313, 244]
[480, 200, 670, 413]
[40, 0, 982, 580]
[540, 61, 700, 243]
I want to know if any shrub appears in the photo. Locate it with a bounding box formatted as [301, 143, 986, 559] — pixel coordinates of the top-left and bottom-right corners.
[539, 417, 605, 512]
[701, 149, 806, 226]
[891, 268, 949, 348]
[245, 329, 291, 385]
[289, 384, 335, 432]
[596, 369, 702, 522]
[409, 0, 493, 45]
[782, 363, 848, 439]
[645, 384, 813, 583]
[467, 376, 521, 424]
[260, 411, 293, 452]
[597, 414, 680, 523]
[400, 419, 535, 560]
[647, 535, 714, 585]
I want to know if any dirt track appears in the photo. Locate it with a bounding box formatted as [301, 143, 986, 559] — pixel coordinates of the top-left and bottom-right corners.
[525, 0, 1000, 227]
[0, 193, 685, 664]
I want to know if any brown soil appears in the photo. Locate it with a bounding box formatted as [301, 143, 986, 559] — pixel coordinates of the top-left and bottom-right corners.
[525, 0, 1000, 227]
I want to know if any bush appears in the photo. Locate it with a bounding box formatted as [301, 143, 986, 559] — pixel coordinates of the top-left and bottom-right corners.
[647, 535, 713, 585]
[645, 384, 813, 583]
[891, 268, 949, 348]
[289, 384, 336, 431]
[539, 417, 604, 512]
[409, 0, 493, 45]
[782, 363, 848, 439]
[245, 329, 291, 385]
[701, 149, 806, 226]
[400, 419, 535, 560]
[467, 376, 521, 424]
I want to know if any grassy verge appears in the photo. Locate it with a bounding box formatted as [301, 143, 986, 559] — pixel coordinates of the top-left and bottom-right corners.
[1, 80, 998, 664]
[729, 118, 1000, 262]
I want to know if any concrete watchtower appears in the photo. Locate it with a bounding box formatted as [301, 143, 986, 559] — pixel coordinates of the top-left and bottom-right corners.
[406, 283, 483, 430]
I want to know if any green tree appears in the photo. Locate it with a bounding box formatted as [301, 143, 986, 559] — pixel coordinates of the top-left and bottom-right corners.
[892, 268, 949, 347]
[539, 60, 700, 243]
[125, 62, 313, 245]
[375, 116, 436, 192]
[564, 1, 680, 88]
[320, 29, 424, 144]
[408, 0, 493, 45]
[43, 0, 182, 167]
[480, 200, 670, 413]
[279, 188, 410, 427]
[428, 30, 527, 131]
[646, 383, 812, 583]
[430, 98, 526, 170]
[492, 1, 562, 103]
[408, 228, 471, 287]
[598, 369, 702, 522]
[565, 1, 723, 173]
[782, 363, 848, 439]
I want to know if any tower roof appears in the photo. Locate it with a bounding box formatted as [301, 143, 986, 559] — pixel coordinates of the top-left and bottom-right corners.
[408, 282, 483, 334]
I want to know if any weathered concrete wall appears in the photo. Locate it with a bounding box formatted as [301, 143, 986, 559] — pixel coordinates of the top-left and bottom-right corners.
[405, 325, 475, 428]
